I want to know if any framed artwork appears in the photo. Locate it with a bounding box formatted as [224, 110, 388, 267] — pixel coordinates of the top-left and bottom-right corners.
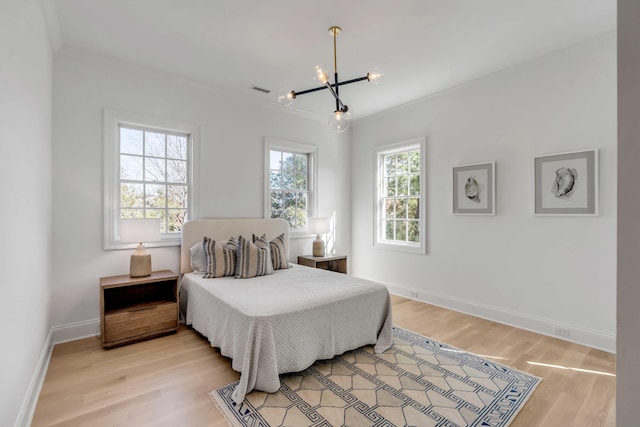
[453, 161, 495, 215]
[534, 149, 598, 215]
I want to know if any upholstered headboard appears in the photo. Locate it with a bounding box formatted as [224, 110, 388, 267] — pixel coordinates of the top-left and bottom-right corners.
[180, 218, 290, 274]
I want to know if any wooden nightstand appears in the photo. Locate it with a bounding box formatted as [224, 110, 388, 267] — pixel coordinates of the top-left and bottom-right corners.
[100, 270, 179, 349]
[297, 254, 348, 274]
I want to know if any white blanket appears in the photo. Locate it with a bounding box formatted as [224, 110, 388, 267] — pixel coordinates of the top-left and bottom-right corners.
[181, 264, 393, 403]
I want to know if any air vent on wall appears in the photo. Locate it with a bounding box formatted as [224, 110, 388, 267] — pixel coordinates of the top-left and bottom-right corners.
[250, 85, 271, 94]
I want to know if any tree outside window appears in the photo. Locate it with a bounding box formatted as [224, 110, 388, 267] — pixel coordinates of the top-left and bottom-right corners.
[119, 126, 189, 234]
[382, 149, 421, 243]
[269, 149, 309, 230]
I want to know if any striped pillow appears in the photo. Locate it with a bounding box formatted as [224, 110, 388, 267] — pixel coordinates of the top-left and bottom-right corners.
[236, 234, 274, 279]
[269, 233, 290, 270]
[202, 237, 237, 278]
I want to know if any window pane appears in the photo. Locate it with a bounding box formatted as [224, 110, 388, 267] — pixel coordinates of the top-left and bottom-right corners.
[384, 154, 396, 176]
[295, 172, 307, 191]
[145, 157, 165, 182]
[295, 154, 307, 175]
[145, 132, 166, 157]
[145, 184, 166, 208]
[121, 183, 143, 208]
[395, 220, 407, 241]
[385, 198, 395, 219]
[386, 177, 396, 197]
[120, 128, 143, 155]
[408, 221, 420, 242]
[283, 191, 296, 226]
[120, 155, 143, 180]
[396, 198, 408, 219]
[409, 150, 420, 173]
[408, 197, 419, 219]
[270, 150, 282, 170]
[397, 153, 409, 174]
[270, 170, 281, 189]
[385, 220, 394, 240]
[167, 159, 187, 183]
[270, 191, 283, 218]
[295, 192, 307, 229]
[410, 175, 420, 196]
[120, 209, 143, 219]
[167, 209, 187, 233]
[167, 185, 188, 208]
[397, 175, 409, 196]
[167, 135, 187, 160]
[282, 152, 294, 170]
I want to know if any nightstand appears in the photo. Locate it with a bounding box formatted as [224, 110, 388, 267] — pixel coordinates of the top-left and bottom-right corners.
[297, 254, 348, 274]
[100, 270, 179, 348]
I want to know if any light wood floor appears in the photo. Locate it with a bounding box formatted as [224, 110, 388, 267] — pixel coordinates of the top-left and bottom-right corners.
[32, 295, 615, 427]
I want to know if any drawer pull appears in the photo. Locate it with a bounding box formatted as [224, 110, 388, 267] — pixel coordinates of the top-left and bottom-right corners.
[128, 305, 157, 313]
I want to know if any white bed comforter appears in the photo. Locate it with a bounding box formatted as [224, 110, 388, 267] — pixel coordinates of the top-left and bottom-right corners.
[181, 264, 393, 403]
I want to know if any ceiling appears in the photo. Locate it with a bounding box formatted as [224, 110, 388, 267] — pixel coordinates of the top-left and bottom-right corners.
[51, 0, 616, 121]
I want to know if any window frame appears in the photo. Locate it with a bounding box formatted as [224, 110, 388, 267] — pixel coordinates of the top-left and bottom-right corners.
[373, 137, 426, 254]
[104, 108, 200, 250]
[264, 137, 317, 238]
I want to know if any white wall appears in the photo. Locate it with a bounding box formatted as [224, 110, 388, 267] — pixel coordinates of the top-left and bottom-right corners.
[351, 34, 616, 351]
[617, 0, 639, 423]
[51, 47, 351, 331]
[0, 0, 53, 425]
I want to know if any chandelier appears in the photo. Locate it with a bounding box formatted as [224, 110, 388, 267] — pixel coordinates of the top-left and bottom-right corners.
[277, 26, 384, 133]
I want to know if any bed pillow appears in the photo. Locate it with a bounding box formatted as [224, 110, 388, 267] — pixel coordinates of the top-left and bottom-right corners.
[268, 233, 291, 270]
[236, 234, 274, 279]
[190, 242, 205, 273]
[202, 236, 237, 278]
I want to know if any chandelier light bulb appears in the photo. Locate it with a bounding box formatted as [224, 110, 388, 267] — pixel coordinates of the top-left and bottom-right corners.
[314, 65, 330, 84]
[276, 88, 295, 106]
[367, 66, 384, 85]
[328, 110, 351, 133]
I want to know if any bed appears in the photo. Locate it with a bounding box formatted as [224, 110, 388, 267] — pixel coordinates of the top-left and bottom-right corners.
[179, 218, 393, 403]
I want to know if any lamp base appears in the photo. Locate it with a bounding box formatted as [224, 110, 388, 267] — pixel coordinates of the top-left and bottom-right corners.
[312, 237, 325, 257]
[130, 254, 152, 277]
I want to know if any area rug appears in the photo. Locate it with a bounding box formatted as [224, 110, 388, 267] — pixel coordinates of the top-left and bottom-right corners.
[210, 326, 540, 427]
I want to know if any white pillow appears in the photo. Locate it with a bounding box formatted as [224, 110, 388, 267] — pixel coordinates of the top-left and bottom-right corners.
[190, 242, 205, 273]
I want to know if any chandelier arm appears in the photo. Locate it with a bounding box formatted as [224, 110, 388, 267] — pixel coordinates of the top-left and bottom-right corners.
[324, 82, 347, 111]
[292, 75, 369, 97]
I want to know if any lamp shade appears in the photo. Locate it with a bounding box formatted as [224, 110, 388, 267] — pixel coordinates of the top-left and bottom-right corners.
[120, 218, 161, 243]
[308, 217, 330, 235]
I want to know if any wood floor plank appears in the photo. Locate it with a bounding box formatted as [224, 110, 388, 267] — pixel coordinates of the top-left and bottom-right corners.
[32, 294, 615, 426]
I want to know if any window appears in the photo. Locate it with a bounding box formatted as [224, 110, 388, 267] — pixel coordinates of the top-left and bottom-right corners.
[374, 138, 426, 253]
[264, 138, 317, 234]
[104, 109, 199, 249]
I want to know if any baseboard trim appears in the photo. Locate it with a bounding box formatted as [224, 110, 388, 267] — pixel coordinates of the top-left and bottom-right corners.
[14, 330, 53, 427]
[15, 319, 101, 426]
[51, 318, 100, 344]
[387, 284, 616, 354]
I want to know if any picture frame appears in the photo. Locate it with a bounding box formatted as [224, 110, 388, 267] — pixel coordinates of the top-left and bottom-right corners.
[534, 149, 598, 216]
[452, 161, 496, 215]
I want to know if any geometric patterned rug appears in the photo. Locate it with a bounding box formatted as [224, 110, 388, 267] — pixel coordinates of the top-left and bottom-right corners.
[210, 326, 541, 427]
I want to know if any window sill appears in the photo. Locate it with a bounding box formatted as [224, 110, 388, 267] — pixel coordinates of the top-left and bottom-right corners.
[104, 237, 181, 251]
[290, 231, 316, 240]
[374, 241, 425, 254]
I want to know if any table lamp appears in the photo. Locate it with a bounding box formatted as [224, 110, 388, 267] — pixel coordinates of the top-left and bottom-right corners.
[308, 217, 330, 257]
[120, 218, 161, 277]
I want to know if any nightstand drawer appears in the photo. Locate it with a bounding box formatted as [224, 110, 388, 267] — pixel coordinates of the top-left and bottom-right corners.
[104, 301, 178, 343]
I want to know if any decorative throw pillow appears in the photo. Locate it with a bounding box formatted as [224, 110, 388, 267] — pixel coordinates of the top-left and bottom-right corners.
[202, 237, 237, 278]
[190, 242, 205, 273]
[268, 233, 290, 270]
[236, 234, 274, 279]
